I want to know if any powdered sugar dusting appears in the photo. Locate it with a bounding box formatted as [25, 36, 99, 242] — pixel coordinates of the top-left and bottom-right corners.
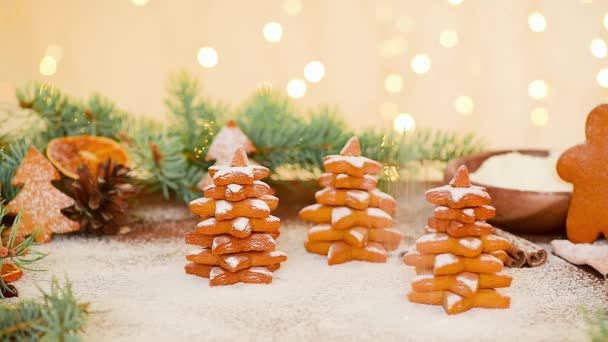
[444, 292, 462, 310]
[231, 218, 250, 232]
[417, 233, 449, 244]
[435, 253, 459, 268]
[459, 238, 482, 250]
[347, 190, 369, 202]
[249, 267, 272, 276]
[455, 273, 479, 292]
[227, 184, 243, 194]
[331, 207, 353, 223]
[224, 256, 244, 269]
[326, 155, 366, 168]
[250, 199, 270, 211]
[215, 201, 233, 215]
[366, 207, 391, 219]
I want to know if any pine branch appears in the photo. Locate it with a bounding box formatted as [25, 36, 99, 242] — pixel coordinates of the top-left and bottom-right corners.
[0, 206, 47, 298]
[165, 71, 227, 168]
[0, 277, 88, 341]
[124, 121, 203, 203]
[585, 307, 608, 342]
[0, 140, 31, 201]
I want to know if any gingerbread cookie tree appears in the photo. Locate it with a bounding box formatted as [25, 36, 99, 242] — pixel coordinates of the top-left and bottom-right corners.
[299, 136, 403, 265]
[403, 165, 512, 315]
[6, 147, 80, 243]
[185, 148, 286, 286]
[557, 104, 608, 243]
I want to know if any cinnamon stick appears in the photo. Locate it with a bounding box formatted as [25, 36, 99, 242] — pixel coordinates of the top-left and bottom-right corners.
[492, 227, 548, 268]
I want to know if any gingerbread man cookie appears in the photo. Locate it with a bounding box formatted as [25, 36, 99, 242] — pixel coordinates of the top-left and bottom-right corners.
[557, 104, 608, 243]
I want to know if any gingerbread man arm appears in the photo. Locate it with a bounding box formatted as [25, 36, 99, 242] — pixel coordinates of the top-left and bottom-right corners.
[556, 144, 584, 183]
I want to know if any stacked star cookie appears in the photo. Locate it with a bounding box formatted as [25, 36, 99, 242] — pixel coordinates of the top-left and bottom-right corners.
[184, 148, 287, 286]
[299, 136, 403, 265]
[403, 165, 512, 314]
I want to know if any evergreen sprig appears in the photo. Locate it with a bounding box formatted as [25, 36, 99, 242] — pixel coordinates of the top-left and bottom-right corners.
[166, 71, 226, 168]
[585, 307, 608, 342]
[1, 73, 485, 203]
[0, 278, 88, 341]
[0, 206, 47, 298]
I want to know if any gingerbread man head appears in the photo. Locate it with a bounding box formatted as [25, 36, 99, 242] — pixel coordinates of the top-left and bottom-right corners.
[556, 104, 608, 243]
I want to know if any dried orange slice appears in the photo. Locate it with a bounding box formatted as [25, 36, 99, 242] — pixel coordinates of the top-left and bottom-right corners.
[46, 135, 130, 179]
[1, 262, 23, 283]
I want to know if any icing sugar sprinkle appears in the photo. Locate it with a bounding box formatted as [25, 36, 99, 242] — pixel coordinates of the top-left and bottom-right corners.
[455, 273, 479, 291]
[417, 233, 449, 244]
[227, 184, 243, 194]
[434, 253, 459, 268]
[331, 207, 353, 223]
[250, 199, 270, 211]
[215, 201, 234, 215]
[366, 208, 391, 219]
[459, 238, 482, 250]
[249, 267, 272, 276]
[444, 292, 462, 310]
[231, 218, 250, 232]
[224, 256, 244, 269]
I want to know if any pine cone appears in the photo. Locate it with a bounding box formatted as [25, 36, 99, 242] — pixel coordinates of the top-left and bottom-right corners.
[63, 159, 139, 235]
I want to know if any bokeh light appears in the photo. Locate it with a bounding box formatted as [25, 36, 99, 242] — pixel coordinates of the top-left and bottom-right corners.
[528, 12, 546, 32]
[283, 0, 302, 16]
[454, 96, 475, 115]
[531, 107, 549, 127]
[590, 38, 607, 58]
[263, 22, 283, 43]
[286, 78, 307, 98]
[380, 102, 399, 120]
[439, 29, 459, 48]
[447, 0, 463, 5]
[597, 68, 608, 88]
[384, 74, 403, 93]
[304, 61, 325, 83]
[39, 56, 57, 76]
[393, 113, 416, 134]
[604, 13, 608, 31]
[131, 0, 149, 6]
[528, 80, 548, 99]
[411, 54, 431, 74]
[197, 47, 218, 68]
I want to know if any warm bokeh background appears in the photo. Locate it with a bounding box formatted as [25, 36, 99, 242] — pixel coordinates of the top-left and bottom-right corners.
[2, 0, 608, 150]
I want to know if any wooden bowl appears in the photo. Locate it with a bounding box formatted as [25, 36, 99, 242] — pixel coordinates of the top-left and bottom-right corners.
[445, 150, 571, 234]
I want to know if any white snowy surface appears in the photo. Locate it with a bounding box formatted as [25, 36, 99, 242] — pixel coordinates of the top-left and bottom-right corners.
[14, 222, 607, 342]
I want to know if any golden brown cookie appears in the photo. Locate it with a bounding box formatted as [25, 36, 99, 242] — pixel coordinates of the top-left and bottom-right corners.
[299, 204, 393, 230]
[185, 263, 280, 286]
[415, 233, 510, 258]
[425, 166, 491, 208]
[318, 173, 378, 190]
[304, 240, 333, 255]
[196, 216, 280, 238]
[408, 289, 510, 315]
[556, 104, 608, 243]
[189, 196, 278, 220]
[186, 249, 287, 272]
[327, 241, 387, 265]
[315, 187, 396, 214]
[208, 149, 270, 185]
[403, 251, 504, 275]
[427, 218, 493, 237]
[411, 272, 512, 298]
[185, 232, 278, 254]
[323, 137, 383, 177]
[5, 146, 80, 242]
[433, 205, 496, 223]
[307, 224, 370, 247]
[203, 181, 273, 202]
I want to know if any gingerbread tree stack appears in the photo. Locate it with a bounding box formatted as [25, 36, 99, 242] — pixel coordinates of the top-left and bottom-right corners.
[403, 165, 512, 315]
[184, 148, 287, 286]
[299, 136, 403, 265]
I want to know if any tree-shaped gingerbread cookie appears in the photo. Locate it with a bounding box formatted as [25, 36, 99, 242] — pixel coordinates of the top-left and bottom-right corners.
[557, 104, 608, 243]
[6, 147, 80, 242]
